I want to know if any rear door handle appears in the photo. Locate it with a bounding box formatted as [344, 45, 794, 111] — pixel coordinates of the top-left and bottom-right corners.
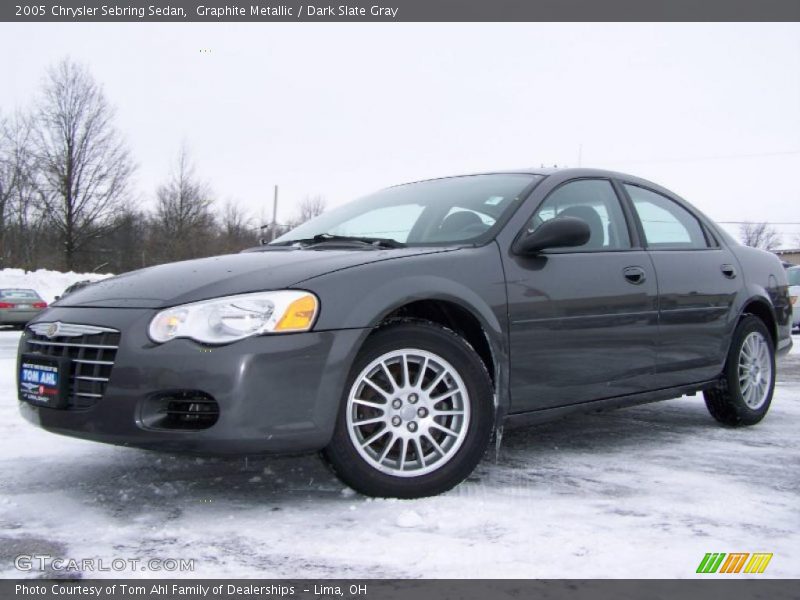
[721, 264, 737, 279]
[623, 266, 646, 285]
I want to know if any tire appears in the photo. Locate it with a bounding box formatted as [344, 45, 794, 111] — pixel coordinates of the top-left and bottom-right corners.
[322, 320, 494, 498]
[704, 315, 775, 426]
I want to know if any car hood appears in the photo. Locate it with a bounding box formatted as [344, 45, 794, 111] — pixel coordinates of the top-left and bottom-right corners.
[55, 247, 446, 309]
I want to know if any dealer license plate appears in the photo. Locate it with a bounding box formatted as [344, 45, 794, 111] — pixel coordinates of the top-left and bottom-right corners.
[19, 355, 68, 408]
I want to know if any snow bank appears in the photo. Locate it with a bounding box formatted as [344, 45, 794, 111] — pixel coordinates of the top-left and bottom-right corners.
[0, 268, 114, 304]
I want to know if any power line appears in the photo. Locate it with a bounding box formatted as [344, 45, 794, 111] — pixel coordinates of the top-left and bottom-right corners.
[599, 149, 800, 165]
[717, 221, 800, 226]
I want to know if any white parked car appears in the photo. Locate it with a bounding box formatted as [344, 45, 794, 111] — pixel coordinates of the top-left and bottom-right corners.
[788, 266, 800, 332]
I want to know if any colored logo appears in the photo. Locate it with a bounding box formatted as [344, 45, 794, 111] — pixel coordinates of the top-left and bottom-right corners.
[696, 553, 773, 574]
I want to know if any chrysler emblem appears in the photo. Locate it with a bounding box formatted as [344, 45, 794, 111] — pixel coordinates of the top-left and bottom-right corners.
[29, 321, 118, 338]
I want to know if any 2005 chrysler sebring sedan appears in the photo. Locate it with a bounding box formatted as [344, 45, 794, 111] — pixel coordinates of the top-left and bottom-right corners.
[18, 168, 793, 497]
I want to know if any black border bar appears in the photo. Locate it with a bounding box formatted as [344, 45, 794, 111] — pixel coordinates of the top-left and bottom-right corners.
[3, 580, 800, 600]
[3, 0, 800, 22]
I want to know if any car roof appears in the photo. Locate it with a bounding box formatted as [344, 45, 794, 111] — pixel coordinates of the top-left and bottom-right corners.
[391, 167, 739, 247]
[397, 167, 665, 187]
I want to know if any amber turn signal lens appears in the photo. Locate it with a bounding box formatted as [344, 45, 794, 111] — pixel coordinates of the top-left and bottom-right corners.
[274, 294, 318, 332]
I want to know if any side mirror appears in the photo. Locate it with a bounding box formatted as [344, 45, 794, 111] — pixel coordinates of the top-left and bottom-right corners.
[513, 216, 591, 255]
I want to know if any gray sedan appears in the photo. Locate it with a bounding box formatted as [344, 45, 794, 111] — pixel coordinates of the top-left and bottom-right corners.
[0, 289, 47, 327]
[17, 168, 794, 498]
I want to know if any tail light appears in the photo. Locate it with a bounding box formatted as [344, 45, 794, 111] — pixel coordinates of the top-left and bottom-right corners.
[33, 302, 47, 308]
[0, 302, 14, 308]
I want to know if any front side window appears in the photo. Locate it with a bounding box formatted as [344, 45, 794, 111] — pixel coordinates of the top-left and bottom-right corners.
[526, 179, 631, 251]
[272, 174, 541, 246]
[625, 184, 709, 249]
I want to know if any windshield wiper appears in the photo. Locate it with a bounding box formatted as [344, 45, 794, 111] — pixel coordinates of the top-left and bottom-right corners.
[274, 234, 406, 249]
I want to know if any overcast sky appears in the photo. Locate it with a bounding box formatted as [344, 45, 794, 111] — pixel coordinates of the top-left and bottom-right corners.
[1, 23, 799, 245]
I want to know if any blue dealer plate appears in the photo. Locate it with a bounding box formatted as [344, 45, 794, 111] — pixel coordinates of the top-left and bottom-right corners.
[19, 355, 67, 407]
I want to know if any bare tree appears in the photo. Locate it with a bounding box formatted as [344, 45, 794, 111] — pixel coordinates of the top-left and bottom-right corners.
[0, 112, 22, 264]
[153, 146, 215, 262]
[4, 57, 338, 272]
[33, 58, 134, 270]
[297, 195, 327, 224]
[740, 221, 780, 251]
[220, 200, 249, 235]
[217, 200, 259, 253]
[274, 195, 327, 239]
[0, 110, 44, 269]
[98, 207, 148, 272]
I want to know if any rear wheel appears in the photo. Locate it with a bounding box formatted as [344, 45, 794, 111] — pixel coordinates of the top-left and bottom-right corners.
[704, 315, 775, 426]
[323, 321, 494, 498]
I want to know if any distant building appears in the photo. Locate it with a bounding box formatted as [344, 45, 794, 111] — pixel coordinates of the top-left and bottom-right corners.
[774, 249, 800, 266]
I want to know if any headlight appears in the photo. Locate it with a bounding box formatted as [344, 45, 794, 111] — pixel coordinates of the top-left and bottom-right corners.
[148, 291, 319, 344]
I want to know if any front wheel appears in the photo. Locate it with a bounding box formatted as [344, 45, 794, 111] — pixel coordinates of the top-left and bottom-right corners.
[322, 321, 494, 498]
[704, 315, 775, 426]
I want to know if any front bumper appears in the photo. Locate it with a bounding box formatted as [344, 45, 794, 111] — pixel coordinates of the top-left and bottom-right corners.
[18, 306, 368, 454]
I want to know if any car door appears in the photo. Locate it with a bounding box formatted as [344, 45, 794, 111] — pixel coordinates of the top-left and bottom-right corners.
[622, 183, 741, 387]
[502, 178, 659, 412]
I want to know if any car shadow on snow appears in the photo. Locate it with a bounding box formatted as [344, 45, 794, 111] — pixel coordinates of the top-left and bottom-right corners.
[501, 395, 719, 454]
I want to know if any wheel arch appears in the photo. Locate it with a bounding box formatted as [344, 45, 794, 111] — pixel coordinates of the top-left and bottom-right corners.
[375, 299, 498, 388]
[738, 295, 778, 347]
[348, 281, 509, 417]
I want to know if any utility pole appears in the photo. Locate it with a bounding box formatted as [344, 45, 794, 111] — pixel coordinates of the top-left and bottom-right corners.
[271, 185, 279, 242]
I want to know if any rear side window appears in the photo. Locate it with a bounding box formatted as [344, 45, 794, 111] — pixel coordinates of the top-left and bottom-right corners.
[526, 179, 631, 251]
[625, 185, 709, 249]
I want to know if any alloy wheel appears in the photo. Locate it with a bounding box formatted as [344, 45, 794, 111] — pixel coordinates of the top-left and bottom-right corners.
[346, 348, 470, 477]
[737, 331, 772, 410]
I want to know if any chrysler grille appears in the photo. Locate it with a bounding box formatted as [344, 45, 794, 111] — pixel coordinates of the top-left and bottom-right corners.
[23, 323, 120, 409]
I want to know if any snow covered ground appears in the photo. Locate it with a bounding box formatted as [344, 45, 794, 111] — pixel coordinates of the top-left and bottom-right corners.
[0, 268, 113, 304]
[0, 328, 797, 579]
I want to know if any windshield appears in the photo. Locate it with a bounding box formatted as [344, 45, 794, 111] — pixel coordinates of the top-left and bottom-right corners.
[788, 267, 800, 286]
[272, 174, 541, 246]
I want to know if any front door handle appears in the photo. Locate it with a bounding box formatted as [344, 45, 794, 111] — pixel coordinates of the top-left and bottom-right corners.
[623, 266, 647, 285]
[721, 264, 737, 279]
